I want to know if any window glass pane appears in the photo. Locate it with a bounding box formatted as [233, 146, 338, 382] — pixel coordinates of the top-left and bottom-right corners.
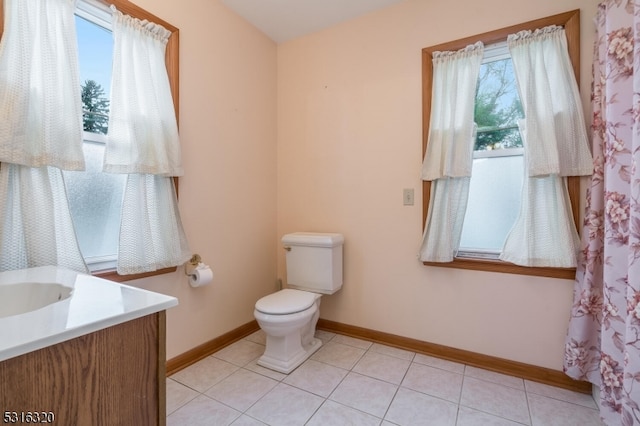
[459, 154, 523, 252]
[459, 54, 525, 256]
[474, 59, 524, 151]
[76, 14, 112, 135]
[64, 140, 126, 261]
[67, 7, 120, 269]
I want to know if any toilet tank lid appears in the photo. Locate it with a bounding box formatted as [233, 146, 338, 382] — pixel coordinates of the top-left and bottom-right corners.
[255, 289, 318, 315]
[282, 232, 344, 248]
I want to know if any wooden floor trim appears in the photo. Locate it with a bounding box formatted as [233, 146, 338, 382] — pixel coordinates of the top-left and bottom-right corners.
[317, 319, 592, 394]
[165, 318, 591, 395]
[166, 320, 259, 377]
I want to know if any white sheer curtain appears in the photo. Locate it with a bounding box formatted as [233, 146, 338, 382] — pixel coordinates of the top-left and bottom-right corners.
[105, 7, 182, 176]
[507, 26, 592, 178]
[419, 43, 483, 262]
[0, 0, 87, 272]
[501, 26, 592, 267]
[117, 175, 190, 274]
[0, 166, 87, 272]
[499, 121, 581, 267]
[107, 6, 190, 274]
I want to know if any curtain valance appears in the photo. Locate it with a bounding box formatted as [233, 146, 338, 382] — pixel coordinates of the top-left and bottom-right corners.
[421, 42, 484, 181]
[507, 25, 593, 177]
[0, 0, 85, 170]
[104, 6, 183, 177]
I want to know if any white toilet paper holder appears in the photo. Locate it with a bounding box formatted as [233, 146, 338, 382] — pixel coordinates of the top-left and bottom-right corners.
[184, 254, 202, 277]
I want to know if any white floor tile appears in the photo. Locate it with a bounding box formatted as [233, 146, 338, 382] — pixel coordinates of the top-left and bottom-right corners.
[465, 366, 525, 391]
[528, 393, 603, 426]
[244, 330, 267, 346]
[167, 395, 241, 426]
[213, 340, 267, 367]
[167, 333, 603, 426]
[230, 414, 267, 425]
[460, 376, 530, 425]
[311, 340, 366, 370]
[205, 369, 278, 412]
[456, 406, 524, 425]
[166, 378, 199, 415]
[246, 383, 324, 426]
[385, 387, 457, 426]
[332, 334, 374, 350]
[315, 329, 337, 344]
[244, 356, 288, 381]
[402, 363, 464, 403]
[413, 353, 465, 374]
[353, 351, 412, 385]
[170, 356, 239, 393]
[283, 358, 348, 397]
[524, 380, 597, 409]
[329, 372, 398, 418]
[370, 342, 416, 361]
[307, 400, 381, 426]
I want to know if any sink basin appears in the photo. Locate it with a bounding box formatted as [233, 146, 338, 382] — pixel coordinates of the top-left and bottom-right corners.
[0, 266, 178, 363]
[0, 282, 73, 318]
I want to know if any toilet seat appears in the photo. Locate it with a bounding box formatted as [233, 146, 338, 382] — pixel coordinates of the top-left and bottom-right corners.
[255, 289, 317, 315]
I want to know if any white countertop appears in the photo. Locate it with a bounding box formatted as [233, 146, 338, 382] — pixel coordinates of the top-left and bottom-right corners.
[0, 266, 178, 362]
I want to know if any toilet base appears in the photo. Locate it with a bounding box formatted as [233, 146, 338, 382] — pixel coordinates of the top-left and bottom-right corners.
[257, 337, 322, 374]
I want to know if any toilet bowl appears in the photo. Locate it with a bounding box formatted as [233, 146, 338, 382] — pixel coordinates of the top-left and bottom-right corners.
[254, 232, 343, 374]
[254, 289, 322, 374]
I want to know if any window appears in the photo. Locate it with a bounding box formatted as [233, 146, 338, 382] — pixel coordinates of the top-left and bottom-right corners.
[0, 0, 180, 281]
[458, 44, 524, 258]
[421, 10, 581, 278]
[75, 3, 112, 135]
[64, 1, 122, 273]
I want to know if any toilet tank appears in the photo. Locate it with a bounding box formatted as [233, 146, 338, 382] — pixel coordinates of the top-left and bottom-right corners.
[282, 232, 344, 295]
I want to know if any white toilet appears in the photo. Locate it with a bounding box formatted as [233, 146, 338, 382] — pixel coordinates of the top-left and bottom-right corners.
[254, 232, 344, 374]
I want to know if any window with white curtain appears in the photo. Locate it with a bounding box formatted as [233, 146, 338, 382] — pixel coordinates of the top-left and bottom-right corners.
[458, 43, 524, 258]
[72, 0, 182, 280]
[9, 0, 183, 280]
[63, 0, 124, 272]
[420, 10, 586, 278]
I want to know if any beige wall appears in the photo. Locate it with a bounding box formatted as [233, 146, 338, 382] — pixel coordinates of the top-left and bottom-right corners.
[127, 0, 278, 359]
[277, 0, 599, 370]
[122, 0, 600, 371]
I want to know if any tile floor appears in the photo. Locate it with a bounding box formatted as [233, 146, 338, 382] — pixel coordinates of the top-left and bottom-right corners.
[167, 330, 603, 425]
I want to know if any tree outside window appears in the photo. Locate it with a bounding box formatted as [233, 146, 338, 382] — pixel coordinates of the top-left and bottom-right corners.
[474, 59, 524, 151]
[81, 79, 109, 134]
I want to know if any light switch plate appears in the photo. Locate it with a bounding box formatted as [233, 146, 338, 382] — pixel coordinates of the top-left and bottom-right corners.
[403, 188, 414, 206]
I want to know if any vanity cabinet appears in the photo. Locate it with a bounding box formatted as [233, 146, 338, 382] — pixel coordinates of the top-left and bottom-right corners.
[0, 312, 167, 426]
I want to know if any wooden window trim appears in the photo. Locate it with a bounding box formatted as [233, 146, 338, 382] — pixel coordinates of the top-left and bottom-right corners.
[0, 0, 182, 282]
[421, 10, 581, 279]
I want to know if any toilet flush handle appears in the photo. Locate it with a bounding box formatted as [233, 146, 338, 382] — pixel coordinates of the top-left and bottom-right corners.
[284, 246, 291, 251]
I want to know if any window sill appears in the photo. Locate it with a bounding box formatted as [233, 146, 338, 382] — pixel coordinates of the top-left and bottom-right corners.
[423, 257, 576, 280]
[94, 267, 177, 283]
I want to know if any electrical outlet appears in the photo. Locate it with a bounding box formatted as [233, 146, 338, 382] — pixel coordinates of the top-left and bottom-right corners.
[403, 188, 414, 206]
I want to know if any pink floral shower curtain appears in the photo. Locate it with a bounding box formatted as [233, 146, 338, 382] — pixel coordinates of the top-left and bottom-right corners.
[564, 1, 640, 425]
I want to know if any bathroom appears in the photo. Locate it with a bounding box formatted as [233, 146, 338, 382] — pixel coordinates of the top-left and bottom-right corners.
[149, 0, 597, 391]
[0, 0, 616, 424]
